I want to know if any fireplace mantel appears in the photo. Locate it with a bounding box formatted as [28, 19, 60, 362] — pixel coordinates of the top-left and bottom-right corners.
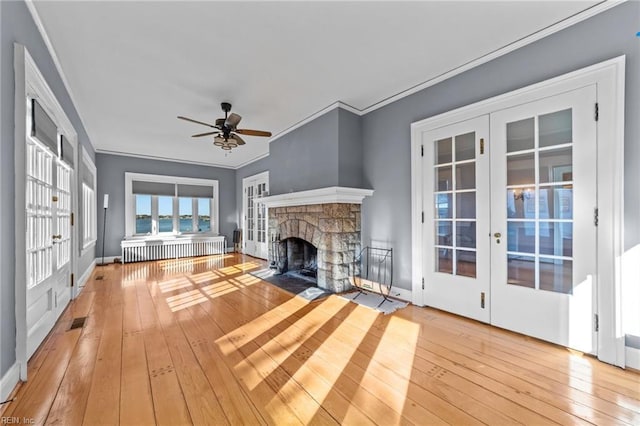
[256, 186, 374, 208]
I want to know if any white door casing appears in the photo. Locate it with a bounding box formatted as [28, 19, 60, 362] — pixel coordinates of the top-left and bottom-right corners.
[15, 44, 79, 379]
[411, 56, 625, 366]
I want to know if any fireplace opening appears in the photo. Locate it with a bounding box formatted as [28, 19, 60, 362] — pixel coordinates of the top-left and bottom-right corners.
[276, 237, 318, 283]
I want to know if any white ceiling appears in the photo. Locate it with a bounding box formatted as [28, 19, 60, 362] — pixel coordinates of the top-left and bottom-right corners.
[32, 1, 602, 169]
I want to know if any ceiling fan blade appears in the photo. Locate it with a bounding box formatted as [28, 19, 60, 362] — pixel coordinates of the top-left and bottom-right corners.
[192, 131, 219, 138]
[235, 128, 272, 137]
[225, 113, 242, 129]
[230, 133, 246, 145]
[178, 116, 217, 128]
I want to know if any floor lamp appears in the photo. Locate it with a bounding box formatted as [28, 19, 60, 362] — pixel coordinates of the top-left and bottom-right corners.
[97, 193, 109, 266]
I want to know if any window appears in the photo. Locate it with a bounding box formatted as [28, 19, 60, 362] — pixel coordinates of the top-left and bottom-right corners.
[81, 147, 97, 250]
[82, 183, 96, 247]
[125, 173, 219, 237]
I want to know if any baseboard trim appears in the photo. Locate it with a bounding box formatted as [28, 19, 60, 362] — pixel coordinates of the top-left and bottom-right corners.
[94, 256, 118, 265]
[77, 259, 96, 289]
[0, 363, 20, 402]
[625, 346, 640, 370]
[389, 287, 412, 302]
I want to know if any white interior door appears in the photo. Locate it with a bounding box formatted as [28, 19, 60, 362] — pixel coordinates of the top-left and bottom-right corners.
[25, 139, 72, 359]
[422, 115, 491, 323]
[243, 172, 269, 259]
[490, 85, 597, 353]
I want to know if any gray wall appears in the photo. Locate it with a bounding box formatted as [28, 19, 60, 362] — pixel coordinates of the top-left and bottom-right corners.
[361, 1, 640, 292]
[338, 108, 363, 188]
[269, 108, 340, 195]
[1, 1, 96, 378]
[96, 153, 237, 257]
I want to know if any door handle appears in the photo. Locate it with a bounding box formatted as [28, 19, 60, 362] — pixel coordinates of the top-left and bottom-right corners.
[493, 232, 502, 238]
[52, 234, 62, 239]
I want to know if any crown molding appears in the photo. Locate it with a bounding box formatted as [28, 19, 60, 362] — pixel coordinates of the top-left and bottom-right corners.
[95, 149, 237, 170]
[359, 0, 625, 115]
[268, 101, 362, 144]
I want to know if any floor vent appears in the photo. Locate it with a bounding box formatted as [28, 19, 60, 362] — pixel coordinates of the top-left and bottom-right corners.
[69, 317, 87, 331]
[95, 275, 104, 281]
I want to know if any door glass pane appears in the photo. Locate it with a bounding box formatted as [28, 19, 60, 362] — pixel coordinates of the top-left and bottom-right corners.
[507, 188, 535, 219]
[198, 198, 210, 232]
[507, 255, 535, 288]
[456, 250, 476, 278]
[456, 163, 475, 189]
[158, 196, 173, 233]
[539, 258, 572, 294]
[539, 147, 572, 184]
[436, 166, 452, 191]
[456, 192, 476, 219]
[135, 195, 151, 234]
[507, 117, 534, 152]
[543, 185, 573, 219]
[435, 137, 452, 164]
[455, 132, 475, 161]
[436, 248, 453, 274]
[539, 222, 572, 257]
[435, 221, 452, 246]
[507, 152, 535, 185]
[456, 221, 476, 248]
[435, 194, 452, 218]
[504, 109, 575, 294]
[539, 109, 572, 148]
[507, 221, 535, 253]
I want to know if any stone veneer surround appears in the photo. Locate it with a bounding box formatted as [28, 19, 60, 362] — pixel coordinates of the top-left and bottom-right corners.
[268, 203, 361, 292]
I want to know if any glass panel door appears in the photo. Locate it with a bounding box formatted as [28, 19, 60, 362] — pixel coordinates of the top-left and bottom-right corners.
[490, 86, 597, 353]
[243, 173, 269, 259]
[423, 115, 490, 323]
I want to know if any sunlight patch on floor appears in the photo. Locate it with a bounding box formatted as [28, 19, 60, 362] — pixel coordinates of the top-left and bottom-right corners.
[231, 299, 348, 391]
[157, 277, 193, 293]
[166, 288, 208, 312]
[345, 315, 420, 422]
[216, 297, 303, 356]
[189, 270, 223, 285]
[285, 304, 378, 415]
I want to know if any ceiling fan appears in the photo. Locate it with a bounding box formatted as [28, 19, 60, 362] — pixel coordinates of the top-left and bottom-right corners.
[178, 102, 272, 151]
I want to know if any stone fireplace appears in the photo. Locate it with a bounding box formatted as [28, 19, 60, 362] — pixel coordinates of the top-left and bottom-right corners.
[257, 187, 373, 293]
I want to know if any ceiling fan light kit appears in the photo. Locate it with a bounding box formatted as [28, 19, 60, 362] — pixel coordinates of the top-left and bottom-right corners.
[178, 102, 272, 152]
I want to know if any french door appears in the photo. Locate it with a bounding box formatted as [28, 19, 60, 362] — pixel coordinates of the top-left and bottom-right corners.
[243, 172, 269, 259]
[490, 86, 597, 353]
[422, 85, 598, 353]
[422, 116, 491, 323]
[25, 138, 73, 358]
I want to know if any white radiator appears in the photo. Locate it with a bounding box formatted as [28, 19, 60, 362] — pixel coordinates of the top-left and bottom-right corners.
[121, 236, 226, 263]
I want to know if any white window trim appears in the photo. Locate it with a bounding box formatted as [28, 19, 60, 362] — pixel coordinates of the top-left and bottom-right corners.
[410, 56, 625, 367]
[81, 146, 97, 255]
[124, 172, 219, 238]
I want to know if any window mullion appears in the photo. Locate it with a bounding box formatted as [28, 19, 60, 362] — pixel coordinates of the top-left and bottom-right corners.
[151, 196, 158, 235]
[173, 196, 179, 234]
[192, 198, 198, 232]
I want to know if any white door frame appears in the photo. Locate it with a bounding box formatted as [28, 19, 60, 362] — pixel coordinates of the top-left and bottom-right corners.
[14, 44, 79, 380]
[242, 171, 269, 258]
[411, 56, 625, 367]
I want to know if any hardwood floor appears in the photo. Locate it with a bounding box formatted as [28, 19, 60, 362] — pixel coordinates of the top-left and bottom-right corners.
[2, 253, 639, 425]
